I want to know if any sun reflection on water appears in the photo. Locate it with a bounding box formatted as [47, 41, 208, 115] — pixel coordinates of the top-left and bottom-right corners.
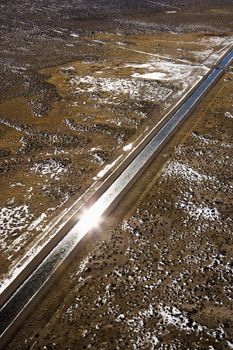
[77, 202, 103, 237]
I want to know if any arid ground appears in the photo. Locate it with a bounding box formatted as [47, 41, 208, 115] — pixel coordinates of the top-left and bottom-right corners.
[0, 1, 233, 349]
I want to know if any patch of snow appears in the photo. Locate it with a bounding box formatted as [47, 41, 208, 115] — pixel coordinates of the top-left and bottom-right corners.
[158, 305, 204, 333]
[28, 213, 47, 232]
[201, 36, 226, 46]
[177, 201, 220, 221]
[31, 159, 67, 179]
[227, 340, 233, 349]
[90, 152, 105, 165]
[192, 132, 232, 149]
[75, 255, 91, 278]
[191, 49, 213, 61]
[70, 33, 79, 38]
[93, 39, 105, 45]
[53, 29, 63, 34]
[200, 37, 233, 65]
[123, 304, 160, 349]
[0, 200, 71, 294]
[225, 111, 233, 119]
[125, 63, 152, 69]
[70, 75, 172, 103]
[163, 160, 215, 183]
[0, 205, 33, 236]
[132, 72, 167, 80]
[130, 59, 208, 83]
[10, 182, 25, 187]
[116, 41, 126, 47]
[62, 66, 75, 72]
[0, 205, 34, 252]
[123, 143, 133, 152]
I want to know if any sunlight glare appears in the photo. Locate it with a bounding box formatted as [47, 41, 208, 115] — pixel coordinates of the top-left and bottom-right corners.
[77, 202, 103, 237]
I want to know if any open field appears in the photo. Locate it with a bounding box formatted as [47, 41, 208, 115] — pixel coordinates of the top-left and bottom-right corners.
[0, 1, 233, 349]
[0, 1, 233, 287]
[6, 54, 233, 350]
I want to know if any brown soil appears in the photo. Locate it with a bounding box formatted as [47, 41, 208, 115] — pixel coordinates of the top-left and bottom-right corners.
[6, 56, 233, 350]
[0, 2, 233, 348]
[1, 7, 232, 280]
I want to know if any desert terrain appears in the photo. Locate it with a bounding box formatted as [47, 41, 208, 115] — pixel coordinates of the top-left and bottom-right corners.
[0, 1, 233, 349]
